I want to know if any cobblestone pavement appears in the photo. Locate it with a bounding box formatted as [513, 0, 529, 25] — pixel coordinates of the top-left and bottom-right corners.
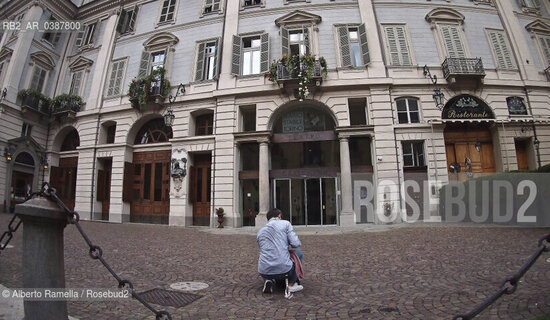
[0, 213, 549, 320]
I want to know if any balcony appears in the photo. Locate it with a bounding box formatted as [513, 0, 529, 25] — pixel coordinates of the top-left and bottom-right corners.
[128, 68, 171, 111]
[17, 89, 51, 118]
[51, 94, 82, 121]
[442, 57, 485, 88]
[267, 55, 327, 101]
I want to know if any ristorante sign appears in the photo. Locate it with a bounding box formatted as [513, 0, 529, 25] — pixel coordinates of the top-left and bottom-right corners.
[442, 94, 495, 120]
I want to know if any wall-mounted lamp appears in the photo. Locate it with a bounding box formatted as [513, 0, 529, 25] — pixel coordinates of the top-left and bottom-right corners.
[4, 147, 13, 161]
[171, 157, 187, 178]
[423, 65, 445, 110]
[475, 141, 482, 152]
[41, 156, 49, 169]
[534, 138, 540, 148]
[168, 83, 185, 103]
[163, 106, 175, 127]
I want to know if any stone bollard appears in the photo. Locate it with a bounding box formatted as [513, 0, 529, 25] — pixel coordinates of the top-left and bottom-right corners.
[15, 195, 68, 320]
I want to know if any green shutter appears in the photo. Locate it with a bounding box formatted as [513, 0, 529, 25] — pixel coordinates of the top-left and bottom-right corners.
[281, 27, 289, 56]
[231, 35, 241, 75]
[195, 42, 206, 81]
[260, 33, 270, 73]
[138, 51, 150, 77]
[358, 24, 370, 65]
[338, 26, 351, 67]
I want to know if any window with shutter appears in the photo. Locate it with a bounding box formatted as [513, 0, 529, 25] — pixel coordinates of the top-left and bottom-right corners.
[203, 0, 221, 14]
[384, 25, 412, 66]
[30, 67, 47, 93]
[281, 27, 289, 56]
[488, 30, 514, 70]
[138, 51, 151, 77]
[243, 0, 263, 7]
[338, 26, 351, 67]
[242, 36, 262, 75]
[260, 33, 269, 73]
[195, 40, 219, 81]
[289, 28, 309, 57]
[231, 35, 241, 75]
[69, 71, 83, 96]
[441, 25, 466, 58]
[106, 60, 126, 97]
[195, 42, 205, 81]
[82, 23, 97, 46]
[117, 6, 138, 34]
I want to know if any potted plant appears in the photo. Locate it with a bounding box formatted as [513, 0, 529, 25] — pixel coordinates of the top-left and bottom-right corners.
[51, 94, 82, 114]
[216, 207, 224, 228]
[17, 89, 51, 114]
[127, 67, 171, 109]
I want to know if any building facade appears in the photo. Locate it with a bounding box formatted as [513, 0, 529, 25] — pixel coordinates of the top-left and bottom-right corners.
[0, 0, 549, 227]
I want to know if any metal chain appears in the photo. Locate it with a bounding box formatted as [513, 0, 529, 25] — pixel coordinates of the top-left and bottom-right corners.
[0, 213, 22, 254]
[453, 232, 550, 320]
[36, 182, 173, 320]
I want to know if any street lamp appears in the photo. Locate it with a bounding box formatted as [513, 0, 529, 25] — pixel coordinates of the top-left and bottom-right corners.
[163, 106, 175, 127]
[4, 147, 12, 161]
[423, 65, 445, 110]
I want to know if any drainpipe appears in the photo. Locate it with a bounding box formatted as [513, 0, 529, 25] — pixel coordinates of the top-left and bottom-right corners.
[500, 120, 510, 171]
[387, 86, 403, 221]
[523, 87, 541, 169]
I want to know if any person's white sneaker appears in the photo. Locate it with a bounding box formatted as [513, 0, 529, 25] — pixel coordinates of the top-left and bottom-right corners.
[288, 283, 303, 293]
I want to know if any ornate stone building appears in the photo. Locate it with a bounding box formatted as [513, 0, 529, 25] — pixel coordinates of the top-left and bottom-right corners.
[0, 0, 549, 227]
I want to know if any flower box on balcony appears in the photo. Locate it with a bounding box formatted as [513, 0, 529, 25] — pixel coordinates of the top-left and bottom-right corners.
[17, 89, 51, 115]
[266, 54, 327, 101]
[128, 68, 171, 111]
[51, 94, 82, 121]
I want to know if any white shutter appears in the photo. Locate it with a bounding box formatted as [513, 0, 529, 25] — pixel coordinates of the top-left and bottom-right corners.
[195, 42, 206, 81]
[113, 61, 125, 96]
[281, 27, 289, 56]
[70, 71, 83, 95]
[338, 26, 352, 67]
[489, 31, 514, 69]
[385, 26, 400, 66]
[260, 33, 270, 73]
[231, 35, 241, 75]
[441, 25, 465, 58]
[358, 24, 370, 65]
[138, 51, 150, 77]
[396, 26, 411, 66]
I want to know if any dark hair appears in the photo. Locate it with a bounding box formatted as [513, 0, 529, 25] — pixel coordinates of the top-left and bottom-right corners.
[267, 208, 282, 221]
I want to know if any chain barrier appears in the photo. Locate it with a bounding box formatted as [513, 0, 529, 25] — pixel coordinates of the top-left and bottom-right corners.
[453, 232, 550, 320]
[34, 182, 172, 320]
[0, 213, 22, 254]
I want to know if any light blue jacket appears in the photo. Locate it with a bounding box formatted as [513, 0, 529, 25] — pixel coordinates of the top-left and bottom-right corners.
[257, 218, 301, 275]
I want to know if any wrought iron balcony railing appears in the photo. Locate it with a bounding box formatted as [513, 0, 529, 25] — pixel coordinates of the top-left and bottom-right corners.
[442, 57, 485, 79]
[276, 60, 323, 81]
[21, 96, 50, 114]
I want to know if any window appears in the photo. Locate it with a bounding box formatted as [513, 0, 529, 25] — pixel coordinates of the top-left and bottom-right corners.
[106, 124, 116, 144]
[196, 113, 214, 136]
[75, 22, 97, 47]
[203, 0, 221, 14]
[158, 0, 177, 23]
[487, 30, 514, 70]
[69, 71, 83, 96]
[440, 25, 466, 58]
[288, 29, 309, 56]
[30, 67, 47, 93]
[348, 98, 367, 125]
[384, 25, 412, 66]
[243, 0, 262, 7]
[21, 123, 32, 137]
[240, 106, 256, 132]
[151, 51, 165, 71]
[42, 17, 61, 47]
[396, 98, 420, 124]
[537, 35, 550, 67]
[519, 0, 540, 9]
[337, 24, 370, 67]
[106, 60, 126, 97]
[195, 40, 219, 81]
[117, 6, 138, 35]
[507, 96, 528, 115]
[135, 118, 173, 144]
[402, 141, 425, 167]
[231, 33, 269, 76]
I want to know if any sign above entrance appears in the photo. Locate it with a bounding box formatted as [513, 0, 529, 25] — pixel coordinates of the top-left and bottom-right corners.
[282, 110, 326, 133]
[442, 94, 495, 120]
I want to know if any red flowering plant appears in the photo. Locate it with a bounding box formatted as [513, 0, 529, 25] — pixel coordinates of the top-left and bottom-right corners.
[128, 67, 171, 109]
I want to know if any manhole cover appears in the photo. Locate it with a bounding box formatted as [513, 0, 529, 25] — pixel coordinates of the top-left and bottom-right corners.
[138, 288, 202, 308]
[170, 281, 209, 291]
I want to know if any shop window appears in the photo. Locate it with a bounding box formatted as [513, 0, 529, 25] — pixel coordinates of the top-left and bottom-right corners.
[396, 98, 420, 124]
[402, 141, 425, 167]
[348, 98, 367, 125]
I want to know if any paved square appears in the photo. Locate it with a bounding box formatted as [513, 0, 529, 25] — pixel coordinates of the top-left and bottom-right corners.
[0, 213, 549, 319]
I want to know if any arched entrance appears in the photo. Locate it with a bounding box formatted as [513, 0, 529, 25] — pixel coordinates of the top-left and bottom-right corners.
[126, 118, 172, 224]
[10, 152, 35, 208]
[442, 95, 496, 181]
[50, 128, 80, 210]
[270, 104, 339, 225]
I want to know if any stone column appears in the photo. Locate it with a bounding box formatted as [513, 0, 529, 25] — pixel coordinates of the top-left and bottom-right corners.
[16, 196, 68, 320]
[2, 4, 44, 103]
[339, 137, 355, 226]
[218, 0, 240, 89]
[255, 139, 270, 227]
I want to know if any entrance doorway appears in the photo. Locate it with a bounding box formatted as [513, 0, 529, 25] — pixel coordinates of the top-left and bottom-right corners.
[130, 150, 171, 224]
[190, 153, 212, 226]
[50, 157, 78, 211]
[11, 171, 33, 207]
[97, 159, 112, 220]
[274, 178, 337, 226]
[444, 124, 495, 181]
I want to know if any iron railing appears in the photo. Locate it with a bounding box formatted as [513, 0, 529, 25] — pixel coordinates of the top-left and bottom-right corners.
[442, 57, 485, 79]
[21, 96, 50, 114]
[276, 60, 322, 81]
